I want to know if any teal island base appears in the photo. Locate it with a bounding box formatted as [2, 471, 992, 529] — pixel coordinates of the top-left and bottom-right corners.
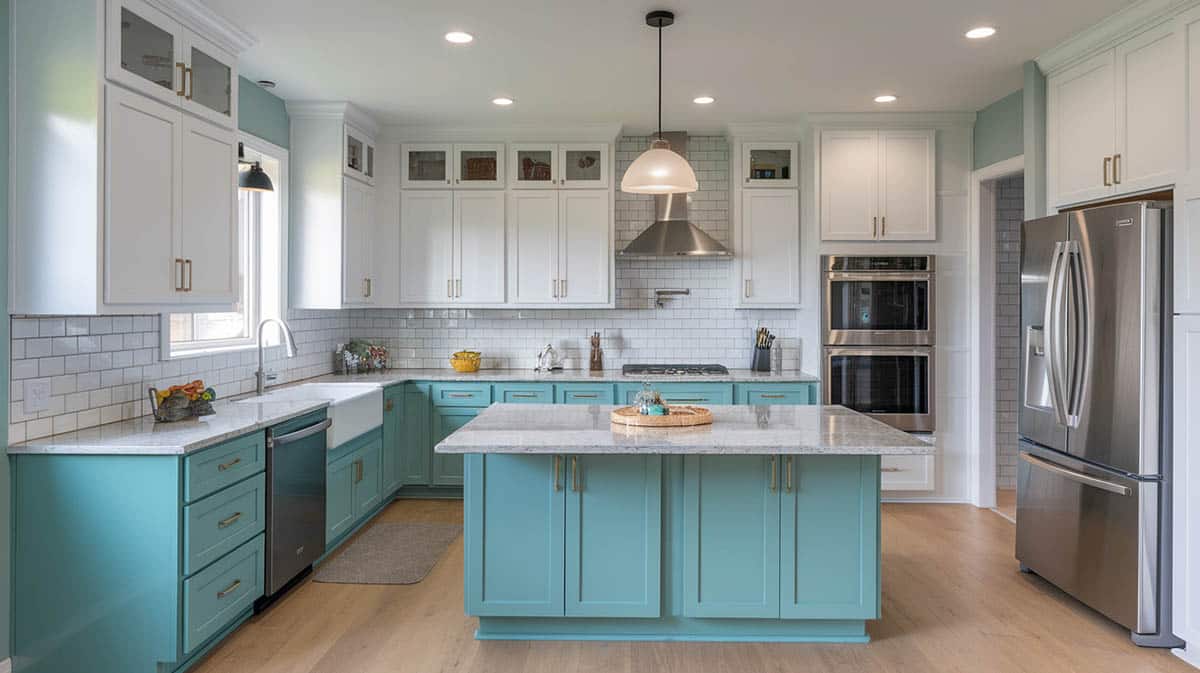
[476, 617, 869, 643]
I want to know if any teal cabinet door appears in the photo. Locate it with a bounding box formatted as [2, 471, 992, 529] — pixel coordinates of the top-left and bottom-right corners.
[557, 383, 616, 404]
[682, 455, 780, 618]
[618, 383, 734, 405]
[781, 455, 880, 619]
[565, 455, 662, 617]
[465, 454, 566, 616]
[326, 454, 357, 545]
[381, 386, 404, 494]
[401, 384, 431, 486]
[353, 439, 383, 516]
[431, 406, 476, 486]
[735, 383, 818, 405]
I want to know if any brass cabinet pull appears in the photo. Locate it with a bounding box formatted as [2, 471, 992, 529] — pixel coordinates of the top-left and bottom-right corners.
[572, 393, 599, 399]
[217, 579, 241, 599]
[385, 399, 394, 411]
[760, 394, 786, 400]
[355, 459, 363, 484]
[1103, 156, 1112, 186]
[571, 456, 580, 492]
[511, 393, 539, 399]
[873, 216, 878, 237]
[456, 279, 462, 298]
[552, 278, 558, 298]
[1113, 153, 1121, 184]
[175, 63, 187, 96]
[560, 279, 566, 297]
[769, 456, 777, 493]
[184, 66, 194, 101]
[448, 279, 453, 298]
[553, 455, 562, 491]
[217, 457, 241, 472]
[185, 259, 193, 291]
[447, 393, 473, 398]
[881, 467, 904, 473]
[217, 512, 243, 529]
[744, 279, 752, 298]
[362, 278, 371, 297]
[881, 216, 886, 237]
[785, 457, 794, 492]
[175, 258, 185, 291]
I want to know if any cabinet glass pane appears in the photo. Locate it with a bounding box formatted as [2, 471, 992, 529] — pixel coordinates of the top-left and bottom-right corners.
[347, 135, 364, 172]
[748, 148, 792, 181]
[563, 149, 602, 182]
[408, 150, 447, 182]
[188, 47, 231, 116]
[366, 146, 375, 178]
[120, 7, 175, 92]
[459, 150, 498, 183]
[515, 149, 554, 183]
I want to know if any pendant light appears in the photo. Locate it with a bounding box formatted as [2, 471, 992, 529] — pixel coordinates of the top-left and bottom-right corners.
[237, 142, 275, 192]
[620, 10, 699, 194]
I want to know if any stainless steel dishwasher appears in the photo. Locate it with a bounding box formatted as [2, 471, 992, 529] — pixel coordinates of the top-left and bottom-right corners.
[261, 414, 332, 602]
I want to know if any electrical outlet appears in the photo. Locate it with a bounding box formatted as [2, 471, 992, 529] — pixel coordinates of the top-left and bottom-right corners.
[24, 379, 51, 414]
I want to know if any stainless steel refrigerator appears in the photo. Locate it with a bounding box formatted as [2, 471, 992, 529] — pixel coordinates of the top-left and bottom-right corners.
[1017, 201, 1181, 647]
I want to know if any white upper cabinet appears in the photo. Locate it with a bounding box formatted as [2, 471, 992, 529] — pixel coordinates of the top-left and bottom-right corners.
[178, 115, 238, 303]
[342, 178, 376, 306]
[454, 143, 505, 188]
[511, 143, 610, 189]
[1047, 23, 1182, 208]
[402, 143, 506, 189]
[180, 29, 237, 128]
[508, 191, 560, 304]
[454, 191, 507, 303]
[510, 144, 558, 189]
[819, 129, 935, 241]
[401, 144, 452, 188]
[742, 142, 798, 188]
[507, 190, 612, 306]
[739, 189, 800, 306]
[345, 124, 377, 186]
[558, 144, 609, 189]
[400, 191, 455, 304]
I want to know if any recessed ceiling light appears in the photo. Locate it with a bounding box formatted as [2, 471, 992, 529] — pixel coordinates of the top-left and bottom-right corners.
[965, 26, 997, 39]
[444, 31, 474, 44]
[492, 97, 514, 106]
[693, 96, 715, 105]
[874, 94, 898, 103]
[255, 79, 276, 89]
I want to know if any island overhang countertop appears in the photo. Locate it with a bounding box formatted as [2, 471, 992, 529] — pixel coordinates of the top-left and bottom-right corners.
[435, 403, 934, 455]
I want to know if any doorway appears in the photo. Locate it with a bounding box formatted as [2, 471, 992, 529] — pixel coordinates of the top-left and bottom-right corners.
[991, 174, 1024, 521]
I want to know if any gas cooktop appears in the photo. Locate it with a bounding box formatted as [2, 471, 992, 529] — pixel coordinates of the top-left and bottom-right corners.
[621, 364, 730, 376]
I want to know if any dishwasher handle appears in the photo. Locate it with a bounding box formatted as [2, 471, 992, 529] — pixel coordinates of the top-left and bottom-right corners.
[269, 418, 333, 448]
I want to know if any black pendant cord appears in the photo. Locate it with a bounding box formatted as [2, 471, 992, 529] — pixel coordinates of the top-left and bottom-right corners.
[657, 22, 663, 140]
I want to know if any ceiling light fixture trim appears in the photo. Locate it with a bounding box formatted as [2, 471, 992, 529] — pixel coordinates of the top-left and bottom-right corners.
[874, 94, 898, 103]
[444, 31, 474, 44]
[965, 26, 997, 39]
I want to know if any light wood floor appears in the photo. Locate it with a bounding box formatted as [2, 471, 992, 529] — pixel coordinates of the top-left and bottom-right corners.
[193, 500, 1192, 673]
[994, 488, 1017, 522]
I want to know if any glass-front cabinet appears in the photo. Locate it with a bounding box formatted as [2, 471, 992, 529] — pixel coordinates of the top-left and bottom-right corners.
[742, 142, 798, 188]
[509, 143, 609, 189]
[559, 143, 608, 188]
[182, 32, 236, 127]
[510, 143, 558, 189]
[345, 125, 377, 185]
[402, 144, 452, 188]
[454, 143, 505, 188]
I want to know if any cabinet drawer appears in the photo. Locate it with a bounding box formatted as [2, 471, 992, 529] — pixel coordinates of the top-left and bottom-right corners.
[736, 384, 816, 405]
[183, 534, 264, 654]
[619, 383, 733, 405]
[881, 454, 935, 491]
[430, 383, 492, 407]
[557, 384, 615, 404]
[185, 432, 266, 503]
[494, 383, 554, 404]
[184, 473, 266, 576]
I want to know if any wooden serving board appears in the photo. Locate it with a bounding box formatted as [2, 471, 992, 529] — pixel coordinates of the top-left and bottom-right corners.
[610, 405, 713, 427]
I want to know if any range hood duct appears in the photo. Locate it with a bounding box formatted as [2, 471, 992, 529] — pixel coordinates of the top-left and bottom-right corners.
[619, 132, 731, 257]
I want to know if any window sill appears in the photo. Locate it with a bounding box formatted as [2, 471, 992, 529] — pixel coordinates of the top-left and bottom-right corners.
[164, 341, 276, 362]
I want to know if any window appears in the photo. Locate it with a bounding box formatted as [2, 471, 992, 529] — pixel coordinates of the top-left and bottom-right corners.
[165, 137, 285, 358]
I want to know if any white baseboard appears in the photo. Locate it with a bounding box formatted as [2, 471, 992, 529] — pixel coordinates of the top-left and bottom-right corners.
[1175, 646, 1200, 670]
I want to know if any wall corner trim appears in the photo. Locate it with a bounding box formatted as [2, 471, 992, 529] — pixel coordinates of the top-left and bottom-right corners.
[1036, 0, 1198, 74]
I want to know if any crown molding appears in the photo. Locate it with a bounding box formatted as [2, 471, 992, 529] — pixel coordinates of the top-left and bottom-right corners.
[806, 111, 976, 128]
[286, 101, 379, 134]
[1036, 0, 1198, 75]
[379, 122, 623, 143]
[149, 0, 256, 55]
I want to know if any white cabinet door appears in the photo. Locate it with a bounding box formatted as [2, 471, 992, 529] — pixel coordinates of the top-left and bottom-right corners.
[509, 143, 559, 189]
[742, 142, 798, 188]
[1115, 23, 1183, 194]
[104, 85, 180, 305]
[453, 191, 506, 304]
[881, 455, 935, 491]
[558, 191, 610, 303]
[508, 191, 560, 304]
[1049, 50, 1117, 207]
[342, 179, 374, 305]
[740, 189, 799, 305]
[105, 0, 184, 108]
[820, 130, 878, 240]
[401, 144, 452, 188]
[558, 144, 609, 189]
[178, 115, 237, 304]
[878, 130, 936, 241]
[453, 143, 505, 189]
[180, 30, 236, 129]
[400, 191, 454, 303]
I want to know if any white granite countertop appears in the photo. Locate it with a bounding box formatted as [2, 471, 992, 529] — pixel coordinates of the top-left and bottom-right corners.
[434, 404, 933, 456]
[7, 399, 330, 456]
[315, 368, 820, 385]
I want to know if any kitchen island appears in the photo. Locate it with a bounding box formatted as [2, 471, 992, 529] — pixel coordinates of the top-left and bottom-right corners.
[436, 403, 933, 643]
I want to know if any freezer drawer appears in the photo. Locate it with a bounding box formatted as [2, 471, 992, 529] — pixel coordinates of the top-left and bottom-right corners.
[1015, 442, 1158, 635]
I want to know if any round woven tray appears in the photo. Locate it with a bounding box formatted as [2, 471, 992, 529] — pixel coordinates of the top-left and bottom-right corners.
[610, 405, 713, 427]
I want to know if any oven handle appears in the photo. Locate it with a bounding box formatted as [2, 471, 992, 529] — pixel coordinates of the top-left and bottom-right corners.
[823, 347, 933, 358]
[825, 272, 933, 282]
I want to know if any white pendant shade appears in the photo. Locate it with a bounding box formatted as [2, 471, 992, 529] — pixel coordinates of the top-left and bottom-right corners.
[620, 142, 699, 194]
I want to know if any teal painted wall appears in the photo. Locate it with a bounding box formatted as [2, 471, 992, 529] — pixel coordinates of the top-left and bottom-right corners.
[974, 89, 1024, 170]
[1, 0, 11, 661]
[237, 76, 289, 149]
[1023, 61, 1048, 218]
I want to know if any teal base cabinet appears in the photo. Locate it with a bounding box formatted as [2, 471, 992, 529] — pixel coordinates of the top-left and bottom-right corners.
[616, 382, 734, 405]
[381, 384, 405, 494]
[557, 383, 616, 404]
[463, 453, 879, 642]
[431, 407, 477, 486]
[325, 428, 384, 552]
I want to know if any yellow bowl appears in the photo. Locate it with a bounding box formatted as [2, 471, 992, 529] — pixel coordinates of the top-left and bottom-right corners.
[450, 352, 481, 372]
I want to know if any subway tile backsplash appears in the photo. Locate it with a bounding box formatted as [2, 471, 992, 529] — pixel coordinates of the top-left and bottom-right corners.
[9, 136, 805, 443]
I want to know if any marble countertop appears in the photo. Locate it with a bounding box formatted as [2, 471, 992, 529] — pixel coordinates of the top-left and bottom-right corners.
[315, 368, 820, 385]
[434, 404, 933, 456]
[7, 399, 330, 456]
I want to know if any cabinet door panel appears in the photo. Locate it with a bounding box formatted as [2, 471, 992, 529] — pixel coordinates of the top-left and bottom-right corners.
[465, 454, 565, 616]
[559, 191, 610, 304]
[400, 191, 454, 303]
[454, 191, 506, 304]
[682, 455, 780, 618]
[820, 131, 878, 240]
[401, 143, 452, 188]
[431, 407, 477, 486]
[179, 116, 237, 303]
[401, 385, 431, 486]
[454, 143, 505, 188]
[343, 179, 373, 305]
[326, 455, 356, 545]
[559, 143, 609, 188]
[878, 130, 935, 241]
[781, 455, 879, 619]
[1115, 23, 1183, 194]
[382, 388, 403, 493]
[566, 455, 661, 617]
[741, 189, 800, 304]
[353, 441, 382, 516]
[1050, 50, 1116, 206]
[510, 143, 559, 189]
[508, 191, 559, 304]
[105, 0, 183, 107]
[182, 31, 236, 128]
[743, 142, 798, 188]
[104, 86, 180, 305]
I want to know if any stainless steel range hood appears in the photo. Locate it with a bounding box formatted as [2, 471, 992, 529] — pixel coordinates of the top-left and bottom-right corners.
[619, 132, 731, 257]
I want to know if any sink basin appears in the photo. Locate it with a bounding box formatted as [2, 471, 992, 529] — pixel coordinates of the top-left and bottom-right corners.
[239, 383, 383, 449]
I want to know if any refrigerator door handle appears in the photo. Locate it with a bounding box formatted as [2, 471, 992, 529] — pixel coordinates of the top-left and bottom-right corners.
[1020, 453, 1131, 496]
[1043, 242, 1071, 427]
[1064, 242, 1091, 428]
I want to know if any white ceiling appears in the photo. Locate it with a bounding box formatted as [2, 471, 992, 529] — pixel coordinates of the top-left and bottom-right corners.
[202, 0, 1135, 132]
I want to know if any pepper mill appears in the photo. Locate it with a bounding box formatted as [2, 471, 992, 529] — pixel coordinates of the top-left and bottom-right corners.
[589, 332, 603, 371]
